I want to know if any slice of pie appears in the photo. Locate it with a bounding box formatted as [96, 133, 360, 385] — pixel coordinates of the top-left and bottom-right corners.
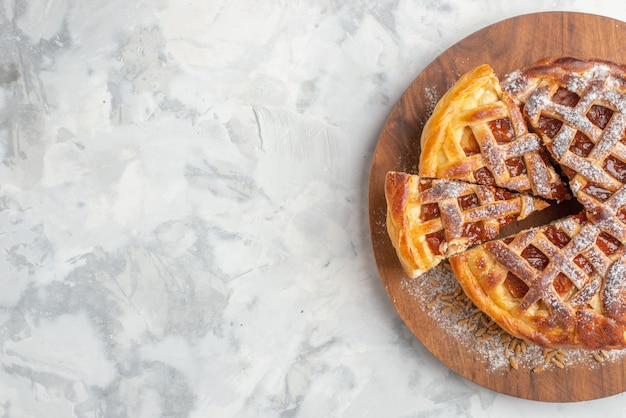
[502, 56, 626, 216]
[418, 64, 569, 201]
[450, 213, 626, 349]
[385, 171, 550, 278]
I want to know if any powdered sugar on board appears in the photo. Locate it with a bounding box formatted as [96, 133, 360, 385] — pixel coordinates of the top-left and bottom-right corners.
[399, 264, 626, 372]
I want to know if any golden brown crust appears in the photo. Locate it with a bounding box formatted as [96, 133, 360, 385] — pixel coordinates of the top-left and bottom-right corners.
[503, 56, 626, 211]
[387, 57, 626, 349]
[458, 56, 626, 349]
[419, 64, 499, 177]
[384, 171, 549, 278]
[418, 64, 568, 201]
[450, 214, 626, 349]
[449, 246, 553, 347]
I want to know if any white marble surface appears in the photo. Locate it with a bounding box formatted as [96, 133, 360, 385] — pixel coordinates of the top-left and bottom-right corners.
[4, 0, 626, 416]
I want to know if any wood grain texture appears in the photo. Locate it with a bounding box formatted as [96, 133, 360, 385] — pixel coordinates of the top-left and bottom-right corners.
[368, 12, 626, 402]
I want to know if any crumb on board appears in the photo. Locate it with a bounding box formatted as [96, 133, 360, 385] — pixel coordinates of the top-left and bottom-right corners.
[420, 265, 624, 371]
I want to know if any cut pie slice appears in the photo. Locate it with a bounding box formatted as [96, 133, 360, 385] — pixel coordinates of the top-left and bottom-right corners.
[385, 171, 550, 278]
[502, 57, 626, 216]
[418, 64, 569, 201]
[450, 213, 626, 349]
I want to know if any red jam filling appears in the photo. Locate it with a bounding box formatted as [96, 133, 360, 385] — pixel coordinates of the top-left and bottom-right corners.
[596, 232, 621, 256]
[426, 230, 445, 255]
[458, 193, 480, 210]
[521, 244, 550, 271]
[420, 203, 440, 221]
[552, 87, 580, 107]
[553, 273, 573, 296]
[583, 184, 613, 201]
[505, 156, 527, 177]
[569, 132, 594, 157]
[537, 116, 562, 139]
[574, 255, 594, 275]
[504, 272, 529, 298]
[494, 188, 513, 201]
[603, 155, 626, 183]
[587, 105, 613, 129]
[543, 225, 571, 248]
[488, 118, 514, 143]
[473, 167, 496, 185]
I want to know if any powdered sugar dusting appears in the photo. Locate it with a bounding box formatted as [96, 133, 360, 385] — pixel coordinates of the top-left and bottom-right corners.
[392, 57, 626, 375]
[424, 86, 441, 116]
[570, 222, 599, 254]
[520, 87, 549, 121]
[609, 186, 626, 210]
[423, 179, 470, 199]
[567, 64, 612, 93]
[507, 133, 541, 155]
[560, 218, 579, 234]
[400, 266, 509, 371]
[466, 200, 516, 221]
[502, 69, 530, 98]
[551, 127, 574, 160]
[528, 155, 551, 197]
[398, 265, 626, 372]
[604, 259, 626, 305]
[565, 153, 617, 187]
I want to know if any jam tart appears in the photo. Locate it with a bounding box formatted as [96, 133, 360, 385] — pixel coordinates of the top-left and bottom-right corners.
[385, 171, 549, 278]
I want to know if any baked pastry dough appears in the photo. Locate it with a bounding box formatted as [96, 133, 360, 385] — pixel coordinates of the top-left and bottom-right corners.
[450, 214, 626, 349]
[385, 171, 549, 278]
[447, 57, 626, 349]
[503, 57, 626, 217]
[419, 64, 569, 201]
[386, 57, 626, 349]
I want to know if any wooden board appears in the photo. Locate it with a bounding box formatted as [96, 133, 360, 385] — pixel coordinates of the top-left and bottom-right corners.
[368, 12, 626, 402]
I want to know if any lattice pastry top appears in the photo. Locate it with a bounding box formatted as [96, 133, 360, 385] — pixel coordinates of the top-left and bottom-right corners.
[447, 57, 626, 349]
[450, 213, 626, 349]
[419, 64, 569, 201]
[503, 56, 626, 216]
[385, 57, 626, 348]
[385, 171, 549, 278]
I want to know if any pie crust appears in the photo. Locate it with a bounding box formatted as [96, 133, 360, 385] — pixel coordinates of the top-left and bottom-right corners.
[385, 171, 548, 278]
[387, 57, 626, 349]
[419, 64, 569, 201]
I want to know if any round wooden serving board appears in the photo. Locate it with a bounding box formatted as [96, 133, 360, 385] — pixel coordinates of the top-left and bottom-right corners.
[368, 12, 626, 402]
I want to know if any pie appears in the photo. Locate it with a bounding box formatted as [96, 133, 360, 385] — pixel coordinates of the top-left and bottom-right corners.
[450, 213, 626, 349]
[385, 57, 626, 349]
[385, 171, 549, 278]
[418, 63, 569, 201]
